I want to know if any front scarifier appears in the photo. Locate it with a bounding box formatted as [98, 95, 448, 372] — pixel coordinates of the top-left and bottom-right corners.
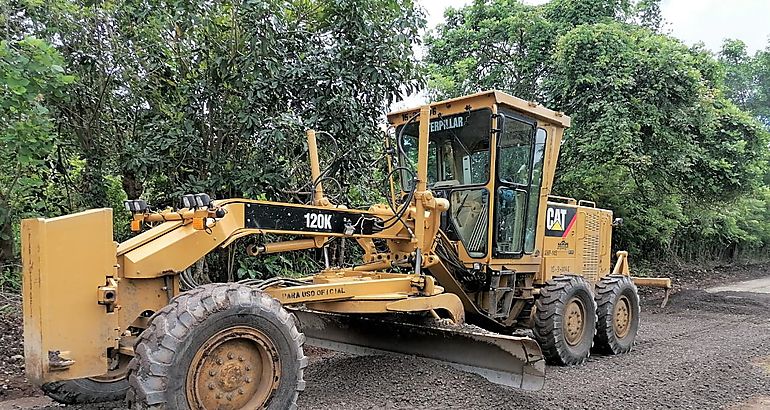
[22, 90, 675, 408]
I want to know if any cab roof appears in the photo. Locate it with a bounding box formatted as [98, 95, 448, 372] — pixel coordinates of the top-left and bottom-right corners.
[386, 90, 571, 128]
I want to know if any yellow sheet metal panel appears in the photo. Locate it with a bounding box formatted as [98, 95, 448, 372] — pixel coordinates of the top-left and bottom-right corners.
[598, 209, 613, 277]
[120, 202, 246, 278]
[116, 276, 172, 336]
[22, 209, 118, 384]
[265, 277, 415, 304]
[539, 202, 613, 284]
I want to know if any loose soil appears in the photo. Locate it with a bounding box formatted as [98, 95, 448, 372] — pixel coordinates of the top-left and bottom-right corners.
[1, 263, 769, 409]
[0, 293, 38, 403]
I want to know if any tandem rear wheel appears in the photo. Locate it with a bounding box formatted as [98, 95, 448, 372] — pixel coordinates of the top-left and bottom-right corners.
[533, 274, 640, 365]
[533, 275, 597, 365]
[127, 283, 307, 410]
[593, 275, 640, 354]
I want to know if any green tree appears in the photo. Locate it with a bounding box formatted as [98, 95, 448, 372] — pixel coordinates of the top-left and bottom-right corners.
[720, 39, 755, 109]
[426, 0, 770, 259]
[720, 38, 770, 127]
[0, 37, 74, 265]
[12, 0, 424, 206]
[3, 0, 426, 278]
[755, 46, 770, 126]
[424, 0, 663, 101]
[425, 0, 555, 100]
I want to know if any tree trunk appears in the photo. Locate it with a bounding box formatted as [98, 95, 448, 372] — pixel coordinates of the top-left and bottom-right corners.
[81, 156, 109, 208]
[121, 169, 144, 199]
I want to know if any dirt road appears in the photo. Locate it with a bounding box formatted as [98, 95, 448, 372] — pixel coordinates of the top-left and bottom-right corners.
[2, 263, 769, 409]
[707, 275, 770, 294]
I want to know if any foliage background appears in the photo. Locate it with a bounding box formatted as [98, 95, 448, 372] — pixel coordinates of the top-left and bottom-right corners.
[1, 0, 768, 289]
[0, 0, 425, 288]
[425, 0, 770, 262]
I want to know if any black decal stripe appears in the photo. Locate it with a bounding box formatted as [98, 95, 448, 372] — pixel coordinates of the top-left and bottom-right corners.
[243, 203, 381, 235]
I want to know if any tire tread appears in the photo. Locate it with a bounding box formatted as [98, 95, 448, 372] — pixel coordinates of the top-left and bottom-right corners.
[127, 283, 306, 409]
[594, 275, 641, 354]
[533, 275, 598, 366]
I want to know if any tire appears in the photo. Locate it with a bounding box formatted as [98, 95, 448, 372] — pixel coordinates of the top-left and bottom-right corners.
[42, 377, 128, 404]
[533, 275, 597, 365]
[594, 275, 640, 354]
[127, 283, 307, 410]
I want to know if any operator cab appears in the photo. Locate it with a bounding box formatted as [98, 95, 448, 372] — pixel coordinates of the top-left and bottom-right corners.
[390, 91, 569, 262]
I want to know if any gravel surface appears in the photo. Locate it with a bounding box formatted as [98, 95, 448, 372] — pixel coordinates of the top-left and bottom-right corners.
[1, 263, 769, 409]
[0, 292, 36, 402]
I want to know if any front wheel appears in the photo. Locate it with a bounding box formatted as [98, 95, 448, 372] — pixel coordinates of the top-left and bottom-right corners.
[127, 283, 307, 409]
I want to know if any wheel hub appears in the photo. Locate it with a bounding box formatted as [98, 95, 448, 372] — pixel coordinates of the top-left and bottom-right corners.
[219, 361, 247, 392]
[614, 295, 631, 338]
[563, 298, 586, 346]
[187, 327, 280, 409]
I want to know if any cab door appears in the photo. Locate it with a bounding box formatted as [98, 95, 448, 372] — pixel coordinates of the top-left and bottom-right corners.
[493, 112, 543, 257]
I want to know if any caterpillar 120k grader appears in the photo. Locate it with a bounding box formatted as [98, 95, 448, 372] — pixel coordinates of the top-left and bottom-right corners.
[21, 90, 671, 409]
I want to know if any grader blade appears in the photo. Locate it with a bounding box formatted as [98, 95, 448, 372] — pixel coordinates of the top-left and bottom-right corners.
[293, 310, 545, 391]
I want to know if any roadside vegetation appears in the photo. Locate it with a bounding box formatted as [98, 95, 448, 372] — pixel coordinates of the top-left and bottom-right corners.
[1, 0, 768, 290]
[425, 0, 770, 261]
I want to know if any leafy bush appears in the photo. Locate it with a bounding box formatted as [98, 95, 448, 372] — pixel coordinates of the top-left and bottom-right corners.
[1, 0, 426, 280]
[425, 0, 770, 261]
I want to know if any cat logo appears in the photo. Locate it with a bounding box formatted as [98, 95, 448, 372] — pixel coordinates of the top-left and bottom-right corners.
[545, 205, 577, 238]
[546, 208, 567, 231]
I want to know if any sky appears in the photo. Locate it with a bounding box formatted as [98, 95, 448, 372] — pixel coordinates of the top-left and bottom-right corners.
[392, 0, 770, 110]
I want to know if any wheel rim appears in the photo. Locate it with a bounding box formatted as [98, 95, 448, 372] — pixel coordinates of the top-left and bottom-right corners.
[563, 298, 586, 346]
[186, 326, 280, 410]
[614, 295, 632, 338]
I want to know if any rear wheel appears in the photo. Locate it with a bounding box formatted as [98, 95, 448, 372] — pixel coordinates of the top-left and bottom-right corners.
[533, 275, 597, 365]
[127, 283, 307, 409]
[594, 275, 640, 354]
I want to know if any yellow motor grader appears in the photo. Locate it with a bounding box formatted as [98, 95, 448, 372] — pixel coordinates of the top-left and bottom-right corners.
[21, 90, 671, 409]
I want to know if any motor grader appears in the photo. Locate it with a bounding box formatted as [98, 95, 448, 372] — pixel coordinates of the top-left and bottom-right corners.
[21, 90, 671, 409]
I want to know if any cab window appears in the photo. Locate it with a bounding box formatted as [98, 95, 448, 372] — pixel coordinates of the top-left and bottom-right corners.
[400, 137, 438, 186]
[397, 109, 492, 188]
[494, 113, 542, 256]
[498, 120, 533, 186]
[525, 128, 547, 253]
